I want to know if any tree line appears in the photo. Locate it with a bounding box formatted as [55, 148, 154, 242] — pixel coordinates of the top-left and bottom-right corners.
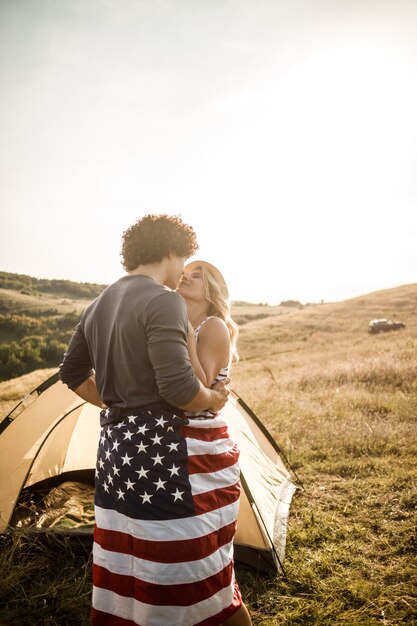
[0, 271, 106, 299]
[0, 311, 80, 381]
[0, 271, 106, 381]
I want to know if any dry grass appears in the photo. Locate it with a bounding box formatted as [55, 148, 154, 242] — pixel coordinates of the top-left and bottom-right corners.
[1, 284, 417, 624]
[230, 284, 417, 625]
[0, 533, 92, 626]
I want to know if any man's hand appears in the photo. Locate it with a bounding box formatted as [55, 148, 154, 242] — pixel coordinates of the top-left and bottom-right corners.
[177, 377, 230, 413]
[208, 377, 230, 412]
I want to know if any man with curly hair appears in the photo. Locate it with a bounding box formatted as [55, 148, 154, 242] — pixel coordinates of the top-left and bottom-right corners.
[59, 214, 232, 626]
[60, 214, 227, 413]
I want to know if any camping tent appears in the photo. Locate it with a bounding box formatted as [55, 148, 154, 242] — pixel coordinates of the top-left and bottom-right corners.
[0, 373, 296, 573]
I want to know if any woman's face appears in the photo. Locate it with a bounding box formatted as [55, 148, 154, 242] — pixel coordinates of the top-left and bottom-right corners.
[176, 268, 208, 304]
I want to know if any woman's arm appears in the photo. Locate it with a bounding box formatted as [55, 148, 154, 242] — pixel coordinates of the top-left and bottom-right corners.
[188, 318, 230, 388]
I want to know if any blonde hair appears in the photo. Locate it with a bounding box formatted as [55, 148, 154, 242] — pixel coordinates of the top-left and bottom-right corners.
[199, 265, 239, 362]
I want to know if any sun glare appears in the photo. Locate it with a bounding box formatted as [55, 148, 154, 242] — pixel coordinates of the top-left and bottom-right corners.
[0, 2, 416, 304]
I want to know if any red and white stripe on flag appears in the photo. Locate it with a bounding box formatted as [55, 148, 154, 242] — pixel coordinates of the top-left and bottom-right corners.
[92, 416, 242, 626]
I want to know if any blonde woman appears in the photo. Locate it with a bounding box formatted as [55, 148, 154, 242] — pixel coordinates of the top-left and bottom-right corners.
[178, 260, 238, 393]
[177, 261, 252, 626]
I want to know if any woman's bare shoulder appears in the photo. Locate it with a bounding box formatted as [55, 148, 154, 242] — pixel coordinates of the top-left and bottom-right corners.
[199, 317, 229, 342]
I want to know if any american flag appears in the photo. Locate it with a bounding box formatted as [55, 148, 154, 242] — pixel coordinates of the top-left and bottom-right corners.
[92, 408, 242, 626]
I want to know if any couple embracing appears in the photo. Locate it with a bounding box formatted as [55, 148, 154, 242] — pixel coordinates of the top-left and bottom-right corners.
[59, 214, 252, 626]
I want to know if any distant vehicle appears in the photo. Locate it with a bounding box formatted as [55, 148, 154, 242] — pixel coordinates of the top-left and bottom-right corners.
[368, 319, 406, 334]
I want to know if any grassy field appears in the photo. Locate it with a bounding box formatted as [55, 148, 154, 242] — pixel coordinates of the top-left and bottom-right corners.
[0, 284, 416, 625]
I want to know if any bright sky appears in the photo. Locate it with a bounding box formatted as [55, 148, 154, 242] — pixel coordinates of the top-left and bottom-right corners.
[1, 0, 416, 304]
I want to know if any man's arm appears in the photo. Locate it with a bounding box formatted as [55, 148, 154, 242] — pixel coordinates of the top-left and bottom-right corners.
[146, 291, 228, 412]
[73, 374, 107, 408]
[59, 321, 103, 406]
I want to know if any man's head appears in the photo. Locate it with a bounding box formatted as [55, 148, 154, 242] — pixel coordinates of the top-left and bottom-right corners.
[121, 214, 198, 273]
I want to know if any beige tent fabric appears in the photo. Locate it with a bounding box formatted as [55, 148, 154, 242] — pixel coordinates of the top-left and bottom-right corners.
[28, 403, 99, 486]
[0, 380, 296, 568]
[225, 395, 296, 561]
[0, 382, 82, 531]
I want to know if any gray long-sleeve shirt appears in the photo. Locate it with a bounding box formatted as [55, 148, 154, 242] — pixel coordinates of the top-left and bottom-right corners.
[59, 274, 200, 409]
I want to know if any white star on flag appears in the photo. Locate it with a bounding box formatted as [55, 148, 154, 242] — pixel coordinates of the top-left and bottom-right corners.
[104, 450, 111, 460]
[135, 441, 148, 453]
[121, 453, 133, 466]
[107, 473, 114, 485]
[151, 433, 163, 445]
[167, 426, 174, 432]
[123, 430, 134, 441]
[98, 459, 105, 469]
[136, 466, 149, 479]
[140, 492, 152, 504]
[125, 478, 136, 491]
[112, 440, 120, 452]
[155, 416, 167, 428]
[172, 489, 184, 501]
[127, 415, 137, 423]
[168, 464, 180, 476]
[153, 478, 167, 491]
[116, 488, 125, 500]
[151, 453, 165, 466]
[103, 483, 109, 493]
[100, 434, 106, 445]
[112, 465, 120, 476]
[167, 442, 179, 452]
[137, 424, 149, 435]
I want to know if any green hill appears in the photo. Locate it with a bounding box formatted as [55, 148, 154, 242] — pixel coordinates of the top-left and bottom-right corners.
[0, 271, 107, 381]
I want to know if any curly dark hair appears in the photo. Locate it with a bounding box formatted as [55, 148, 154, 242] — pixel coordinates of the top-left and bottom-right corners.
[121, 214, 199, 271]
